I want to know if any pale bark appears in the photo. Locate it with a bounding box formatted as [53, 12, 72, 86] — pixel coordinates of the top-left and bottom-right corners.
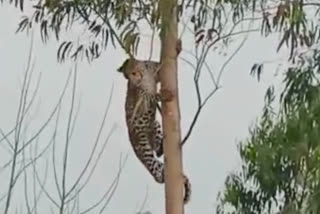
[159, 0, 185, 213]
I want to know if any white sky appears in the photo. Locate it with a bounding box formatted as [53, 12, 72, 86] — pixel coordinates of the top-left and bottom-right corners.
[0, 3, 287, 214]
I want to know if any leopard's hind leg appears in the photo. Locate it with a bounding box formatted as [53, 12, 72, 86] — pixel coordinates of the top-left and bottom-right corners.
[151, 120, 164, 157]
[132, 116, 164, 183]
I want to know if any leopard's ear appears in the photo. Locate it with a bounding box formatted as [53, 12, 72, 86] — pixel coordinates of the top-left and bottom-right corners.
[117, 59, 130, 79]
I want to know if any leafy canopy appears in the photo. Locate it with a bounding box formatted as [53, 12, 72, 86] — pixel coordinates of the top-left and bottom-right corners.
[1, 0, 318, 63]
[217, 47, 320, 213]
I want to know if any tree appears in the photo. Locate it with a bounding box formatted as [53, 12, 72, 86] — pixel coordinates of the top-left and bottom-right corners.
[0, 41, 124, 214]
[216, 47, 320, 213]
[7, 0, 319, 63]
[3, 0, 320, 213]
[9, 0, 259, 212]
[215, 3, 320, 213]
[158, 0, 185, 213]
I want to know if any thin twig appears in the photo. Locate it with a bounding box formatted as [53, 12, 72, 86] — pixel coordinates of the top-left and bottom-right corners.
[80, 154, 127, 214]
[97, 154, 128, 214]
[52, 105, 63, 200]
[60, 63, 78, 214]
[33, 158, 59, 207]
[65, 124, 116, 204]
[64, 84, 114, 200]
[181, 15, 254, 146]
[4, 36, 34, 214]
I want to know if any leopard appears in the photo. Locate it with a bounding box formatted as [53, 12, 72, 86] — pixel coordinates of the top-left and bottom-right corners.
[117, 57, 191, 204]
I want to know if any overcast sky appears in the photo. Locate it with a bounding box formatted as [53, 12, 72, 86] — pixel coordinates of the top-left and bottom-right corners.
[0, 3, 287, 214]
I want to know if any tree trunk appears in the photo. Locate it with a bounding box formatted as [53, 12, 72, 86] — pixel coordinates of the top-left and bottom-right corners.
[159, 0, 184, 214]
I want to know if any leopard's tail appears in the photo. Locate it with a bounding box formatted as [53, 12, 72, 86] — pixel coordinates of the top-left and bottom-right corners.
[183, 175, 191, 204]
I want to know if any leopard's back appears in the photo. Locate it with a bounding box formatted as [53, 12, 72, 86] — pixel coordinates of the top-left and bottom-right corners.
[124, 88, 164, 183]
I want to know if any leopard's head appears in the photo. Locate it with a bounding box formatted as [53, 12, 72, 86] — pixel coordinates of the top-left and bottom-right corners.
[117, 58, 160, 95]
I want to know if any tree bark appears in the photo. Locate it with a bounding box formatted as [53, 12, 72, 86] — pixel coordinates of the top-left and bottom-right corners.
[159, 0, 184, 213]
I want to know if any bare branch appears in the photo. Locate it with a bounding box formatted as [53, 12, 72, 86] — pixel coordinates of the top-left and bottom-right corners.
[0, 69, 42, 149]
[1, 69, 72, 173]
[33, 158, 59, 207]
[65, 124, 116, 204]
[0, 129, 14, 153]
[52, 105, 63, 200]
[97, 154, 127, 214]
[4, 36, 35, 214]
[60, 63, 78, 214]
[64, 84, 115, 200]
[80, 154, 127, 214]
[181, 15, 254, 146]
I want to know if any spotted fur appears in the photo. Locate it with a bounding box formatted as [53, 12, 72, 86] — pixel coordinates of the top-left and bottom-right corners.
[118, 57, 191, 204]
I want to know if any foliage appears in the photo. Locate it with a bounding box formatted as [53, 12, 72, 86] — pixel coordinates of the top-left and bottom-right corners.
[217, 49, 320, 214]
[2, 0, 318, 63]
